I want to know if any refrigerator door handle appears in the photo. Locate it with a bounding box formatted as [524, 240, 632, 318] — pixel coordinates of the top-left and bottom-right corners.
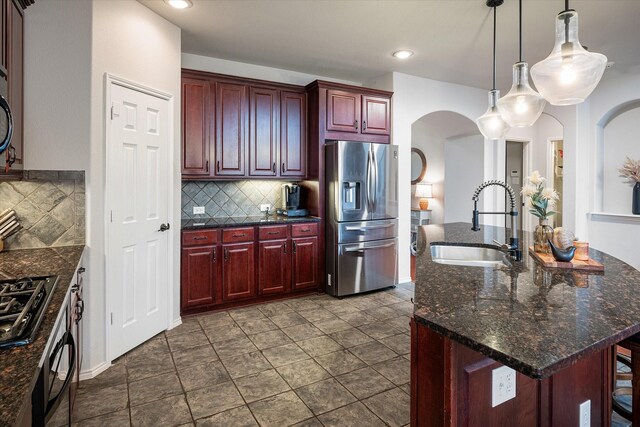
[344, 242, 396, 253]
[366, 149, 373, 212]
[372, 149, 378, 212]
[344, 223, 395, 231]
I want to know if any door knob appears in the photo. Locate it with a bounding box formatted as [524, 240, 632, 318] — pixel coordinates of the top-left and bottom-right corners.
[158, 223, 170, 232]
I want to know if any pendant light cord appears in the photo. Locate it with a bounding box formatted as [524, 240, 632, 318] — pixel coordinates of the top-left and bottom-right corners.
[492, 5, 497, 90]
[564, 0, 570, 43]
[519, 0, 522, 62]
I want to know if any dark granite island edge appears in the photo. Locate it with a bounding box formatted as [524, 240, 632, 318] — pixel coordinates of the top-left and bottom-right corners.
[412, 222, 640, 380]
[0, 245, 85, 427]
[182, 215, 320, 229]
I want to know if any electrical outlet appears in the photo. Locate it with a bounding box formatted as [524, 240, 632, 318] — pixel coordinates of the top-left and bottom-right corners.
[491, 366, 516, 407]
[579, 400, 590, 427]
[193, 206, 205, 215]
[260, 204, 271, 212]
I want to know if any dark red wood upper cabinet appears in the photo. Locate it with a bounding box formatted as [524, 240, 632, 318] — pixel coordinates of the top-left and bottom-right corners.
[222, 242, 255, 301]
[181, 246, 218, 310]
[215, 82, 246, 177]
[280, 91, 306, 177]
[362, 95, 390, 136]
[181, 77, 210, 176]
[249, 86, 279, 177]
[292, 236, 318, 291]
[258, 239, 290, 295]
[326, 89, 360, 133]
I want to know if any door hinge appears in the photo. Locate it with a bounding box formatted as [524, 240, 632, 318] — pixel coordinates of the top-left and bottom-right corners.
[110, 105, 114, 120]
[110, 210, 113, 223]
[110, 312, 113, 325]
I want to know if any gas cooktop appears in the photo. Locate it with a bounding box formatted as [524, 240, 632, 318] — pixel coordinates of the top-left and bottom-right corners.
[0, 276, 58, 349]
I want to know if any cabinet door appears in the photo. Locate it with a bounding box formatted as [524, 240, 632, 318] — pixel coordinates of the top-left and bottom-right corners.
[222, 242, 255, 301]
[362, 95, 390, 136]
[249, 86, 278, 176]
[181, 77, 210, 176]
[326, 90, 360, 133]
[258, 239, 290, 295]
[292, 237, 318, 290]
[181, 246, 217, 310]
[215, 82, 246, 176]
[6, 0, 21, 170]
[280, 91, 306, 177]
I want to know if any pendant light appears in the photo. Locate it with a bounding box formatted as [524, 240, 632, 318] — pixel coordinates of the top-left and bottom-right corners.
[477, 0, 510, 140]
[530, 0, 607, 106]
[497, 0, 546, 127]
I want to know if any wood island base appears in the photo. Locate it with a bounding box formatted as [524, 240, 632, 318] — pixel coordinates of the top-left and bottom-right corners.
[410, 319, 613, 427]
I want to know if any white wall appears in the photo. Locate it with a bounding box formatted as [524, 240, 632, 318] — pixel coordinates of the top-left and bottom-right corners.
[25, 0, 181, 377]
[24, 0, 92, 170]
[182, 53, 361, 87]
[444, 134, 485, 223]
[602, 106, 640, 214]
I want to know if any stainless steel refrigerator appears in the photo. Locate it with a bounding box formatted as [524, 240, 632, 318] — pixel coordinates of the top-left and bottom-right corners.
[325, 140, 399, 297]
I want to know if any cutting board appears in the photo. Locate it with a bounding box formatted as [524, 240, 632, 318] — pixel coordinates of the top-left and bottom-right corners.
[528, 247, 604, 272]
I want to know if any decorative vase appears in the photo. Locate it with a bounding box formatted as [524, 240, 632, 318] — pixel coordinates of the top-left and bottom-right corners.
[633, 182, 640, 215]
[534, 218, 554, 253]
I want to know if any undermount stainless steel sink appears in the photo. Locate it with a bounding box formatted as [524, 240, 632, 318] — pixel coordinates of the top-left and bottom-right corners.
[430, 244, 511, 268]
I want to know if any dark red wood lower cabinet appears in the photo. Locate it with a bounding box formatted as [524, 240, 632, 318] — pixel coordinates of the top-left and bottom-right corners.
[181, 246, 218, 309]
[410, 319, 612, 427]
[258, 239, 290, 295]
[222, 242, 255, 301]
[292, 237, 318, 290]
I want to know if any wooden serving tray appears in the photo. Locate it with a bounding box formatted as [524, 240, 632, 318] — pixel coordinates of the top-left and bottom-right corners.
[528, 247, 604, 272]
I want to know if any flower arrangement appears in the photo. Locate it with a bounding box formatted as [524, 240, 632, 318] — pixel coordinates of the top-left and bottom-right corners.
[619, 157, 640, 184]
[521, 171, 559, 220]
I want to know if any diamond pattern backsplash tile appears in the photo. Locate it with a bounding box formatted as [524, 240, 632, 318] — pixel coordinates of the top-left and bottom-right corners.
[182, 180, 292, 219]
[0, 171, 85, 250]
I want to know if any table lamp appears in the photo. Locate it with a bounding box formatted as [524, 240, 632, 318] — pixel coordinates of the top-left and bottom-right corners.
[415, 183, 432, 210]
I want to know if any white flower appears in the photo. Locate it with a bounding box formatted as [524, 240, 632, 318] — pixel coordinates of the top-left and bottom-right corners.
[528, 170, 546, 185]
[521, 184, 537, 198]
[541, 187, 559, 201]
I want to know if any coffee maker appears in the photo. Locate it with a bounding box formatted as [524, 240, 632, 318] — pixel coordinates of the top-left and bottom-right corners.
[277, 183, 309, 217]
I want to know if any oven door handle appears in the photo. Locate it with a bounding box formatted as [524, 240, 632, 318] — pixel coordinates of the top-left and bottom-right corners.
[45, 331, 76, 420]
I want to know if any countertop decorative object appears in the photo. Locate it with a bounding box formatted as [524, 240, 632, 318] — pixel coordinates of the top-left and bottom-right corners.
[547, 238, 576, 262]
[528, 246, 603, 271]
[181, 215, 320, 230]
[618, 156, 640, 215]
[574, 241, 590, 261]
[521, 171, 559, 253]
[413, 223, 640, 379]
[0, 245, 85, 426]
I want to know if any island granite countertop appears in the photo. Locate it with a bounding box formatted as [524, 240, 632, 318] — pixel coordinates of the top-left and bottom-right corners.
[182, 215, 320, 230]
[0, 245, 85, 426]
[413, 222, 640, 379]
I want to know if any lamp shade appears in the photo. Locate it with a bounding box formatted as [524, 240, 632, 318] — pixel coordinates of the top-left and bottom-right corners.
[415, 183, 433, 198]
[530, 10, 607, 106]
[497, 62, 546, 127]
[477, 90, 511, 140]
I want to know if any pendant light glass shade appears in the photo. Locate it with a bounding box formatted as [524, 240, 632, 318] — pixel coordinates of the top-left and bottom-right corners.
[530, 10, 607, 106]
[497, 62, 546, 127]
[477, 90, 510, 140]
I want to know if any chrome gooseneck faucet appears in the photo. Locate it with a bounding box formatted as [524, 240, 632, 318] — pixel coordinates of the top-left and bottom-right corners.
[471, 180, 522, 261]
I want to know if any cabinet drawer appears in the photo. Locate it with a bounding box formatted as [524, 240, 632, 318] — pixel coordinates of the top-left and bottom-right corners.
[259, 225, 288, 240]
[182, 229, 219, 247]
[291, 223, 318, 237]
[222, 227, 255, 243]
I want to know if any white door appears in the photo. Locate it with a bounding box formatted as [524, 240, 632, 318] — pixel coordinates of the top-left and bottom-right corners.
[107, 82, 170, 359]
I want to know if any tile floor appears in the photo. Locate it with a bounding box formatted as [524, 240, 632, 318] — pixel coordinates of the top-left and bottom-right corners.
[71, 283, 415, 426]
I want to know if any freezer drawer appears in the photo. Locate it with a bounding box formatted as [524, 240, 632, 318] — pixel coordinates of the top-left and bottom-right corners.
[337, 219, 398, 244]
[332, 238, 398, 296]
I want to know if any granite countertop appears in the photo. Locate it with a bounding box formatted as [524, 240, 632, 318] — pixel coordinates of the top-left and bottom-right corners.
[0, 245, 85, 426]
[182, 215, 321, 230]
[413, 222, 640, 379]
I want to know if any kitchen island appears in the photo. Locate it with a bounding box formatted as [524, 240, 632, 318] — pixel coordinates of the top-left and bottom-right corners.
[411, 223, 640, 426]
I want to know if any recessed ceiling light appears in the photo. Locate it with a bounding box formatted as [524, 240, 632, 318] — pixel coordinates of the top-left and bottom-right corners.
[165, 0, 192, 9]
[392, 50, 414, 59]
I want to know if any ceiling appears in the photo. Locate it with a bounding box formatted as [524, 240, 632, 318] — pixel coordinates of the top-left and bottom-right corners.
[139, 0, 640, 90]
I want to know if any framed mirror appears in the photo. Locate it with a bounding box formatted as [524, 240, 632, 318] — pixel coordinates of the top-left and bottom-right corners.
[0, 95, 13, 155]
[411, 148, 427, 185]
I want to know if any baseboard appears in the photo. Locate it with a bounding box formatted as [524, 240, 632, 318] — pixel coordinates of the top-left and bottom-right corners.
[169, 317, 182, 330]
[79, 361, 111, 381]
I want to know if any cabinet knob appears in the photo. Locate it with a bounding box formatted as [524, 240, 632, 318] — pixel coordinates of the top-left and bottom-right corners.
[363, 121, 367, 131]
[206, 160, 209, 172]
[213, 248, 216, 262]
[284, 242, 287, 254]
[273, 162, 276, 174]
[224, 248, 229, 261]
[293, 242, 297, 253]
[354, 120, 358, 130]
[217, 161, 220, 172]
[281, 162, 286, 174]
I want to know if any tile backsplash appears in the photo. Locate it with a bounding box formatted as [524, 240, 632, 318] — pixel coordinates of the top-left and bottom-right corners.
[0, 171, 85, 250]
[182, 180, 292, 219]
